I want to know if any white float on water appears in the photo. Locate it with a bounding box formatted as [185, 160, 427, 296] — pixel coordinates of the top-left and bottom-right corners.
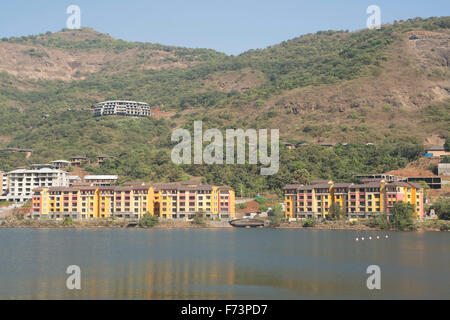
[355, 238, 359, 241]
[361, 237, 365, 240]
[385, 235, 389, 238]
[369, 236, 372, 240]
[376, 236, 380, 239]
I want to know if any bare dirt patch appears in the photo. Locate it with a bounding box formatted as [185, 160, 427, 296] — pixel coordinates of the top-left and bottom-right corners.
[203, 68, 266, 92]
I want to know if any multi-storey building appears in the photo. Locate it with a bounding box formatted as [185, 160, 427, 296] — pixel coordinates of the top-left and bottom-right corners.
[347, 181, 385, 216]
[384, 182, 424, 218]
[30, 182, 235, 220]
[284, 179, 424, 220]
[332, 182, 353, 215]
[111, 185, 154, 219]
[93, 101, 151, 117]
[284, 183, 334, 219]
[0, 171, 8, 197]
[154, 183, 234, 219]
[4, 168, 68, 202]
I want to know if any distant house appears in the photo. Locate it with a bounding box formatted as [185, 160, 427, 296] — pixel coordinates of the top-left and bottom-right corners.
[50, 160, 71, 169]
[438, 163, 450, 176]
[318, 142, 335, 148]
[68, 175, 82, 186]
[97, 155, 116, 164]
[0, 148, 33, 152]
[404, 176, 442, 189]
[425, 145, 449, 158]
[282, 142, 296, 150]
[84, 175, 118, 186]
[70, 156, 89, 166]
[354, 174, 398, 182]
[295, 142, 310, 147]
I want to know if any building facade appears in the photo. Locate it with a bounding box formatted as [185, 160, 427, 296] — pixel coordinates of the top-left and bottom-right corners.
[3, 168, 69, 202]
[0, 171, 8, 197]
[284, 180, 424, 220]
[84, 175, 118, 186]
[68, 175, 82, 186]
[31, 182, 235, 220]
[93, 101, 151, 117]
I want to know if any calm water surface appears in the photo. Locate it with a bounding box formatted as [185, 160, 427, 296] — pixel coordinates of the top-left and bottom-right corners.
[0, 228, 448, 299]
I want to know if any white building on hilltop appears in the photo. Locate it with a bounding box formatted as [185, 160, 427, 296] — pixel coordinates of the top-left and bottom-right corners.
[3, 168, 69, 202]
[93, 101, 151, 117]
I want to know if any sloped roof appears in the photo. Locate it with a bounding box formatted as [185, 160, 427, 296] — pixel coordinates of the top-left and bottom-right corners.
[427, 145, 445, 151]
[84, 175, 118, 180]
[333, 183, 353, 188]
[282, 184, 304, 190]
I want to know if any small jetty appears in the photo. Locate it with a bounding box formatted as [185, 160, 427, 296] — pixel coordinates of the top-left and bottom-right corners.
[125, 221, 139, 228]
[229, 218, 265, 228]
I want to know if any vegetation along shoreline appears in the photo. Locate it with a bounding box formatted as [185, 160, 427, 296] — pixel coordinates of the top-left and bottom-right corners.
[1, 217, 448, 232]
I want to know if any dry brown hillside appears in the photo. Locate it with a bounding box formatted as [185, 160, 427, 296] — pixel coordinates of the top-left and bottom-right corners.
[189, 28, 449, 144]
[0, 28, 220, 81]
[0, 18, 448, 155]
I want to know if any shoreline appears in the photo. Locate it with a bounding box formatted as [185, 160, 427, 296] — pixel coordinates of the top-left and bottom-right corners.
[0, 219, 448, 232]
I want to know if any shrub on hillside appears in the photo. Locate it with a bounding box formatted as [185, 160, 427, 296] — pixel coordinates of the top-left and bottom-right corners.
[62, 217, 74, 226]
[366, 203, 416, 230]
[268, 204, 284, 226]
[192, 213, 206, 225]
[237, 203, 247, 210]
[432, 198, 450, 220]
[366, 214, 390, 229]
[390, 202, 416, 230]
[303, 218, 317, 228]
[138, 213, 159, 228]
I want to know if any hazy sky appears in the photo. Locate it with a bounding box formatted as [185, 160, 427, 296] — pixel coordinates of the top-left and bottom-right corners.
[0, 0, 448, 55]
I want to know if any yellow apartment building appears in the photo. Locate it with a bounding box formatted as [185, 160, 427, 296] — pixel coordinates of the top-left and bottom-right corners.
[31, 182, 235, 220]
[284, 179, 424, 220]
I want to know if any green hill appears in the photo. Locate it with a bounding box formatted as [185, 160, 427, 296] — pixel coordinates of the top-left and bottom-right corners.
[0, 17, 449, 195]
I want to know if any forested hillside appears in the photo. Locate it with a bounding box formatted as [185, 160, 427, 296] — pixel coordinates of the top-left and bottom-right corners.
[0, 17, 448, 195]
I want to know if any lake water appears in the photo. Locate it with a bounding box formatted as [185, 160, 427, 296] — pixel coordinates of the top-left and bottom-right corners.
[0, 228, 448, 299]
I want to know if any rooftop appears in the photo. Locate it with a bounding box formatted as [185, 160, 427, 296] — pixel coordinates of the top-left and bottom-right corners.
[9, 168, 67, 174]
[427, 145, 445, 151]
[84, 175, 118, 180]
